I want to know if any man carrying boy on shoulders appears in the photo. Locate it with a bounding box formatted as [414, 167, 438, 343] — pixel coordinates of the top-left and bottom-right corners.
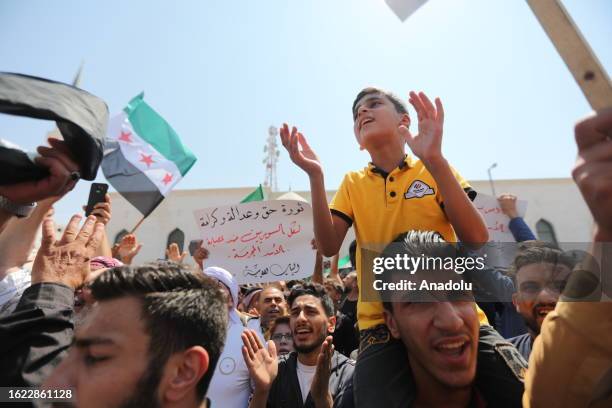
[280, 89, 525, 407]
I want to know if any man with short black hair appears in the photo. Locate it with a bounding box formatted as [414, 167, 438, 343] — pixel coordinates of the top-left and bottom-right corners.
[44, 263, 227, 408]
[507, 247, 575, 359]
[380, 230, 526, 407]
[0, 213, 108, 387]
[242, 283, 355, 408]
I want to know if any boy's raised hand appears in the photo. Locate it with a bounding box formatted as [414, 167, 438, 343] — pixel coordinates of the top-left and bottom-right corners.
[280, 123, 323, 177]
[400, 91, 445, 165]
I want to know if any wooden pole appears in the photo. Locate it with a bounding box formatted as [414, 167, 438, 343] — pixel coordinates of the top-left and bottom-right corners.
[526, 0, 612, 110]
[130, 216, 146, 234]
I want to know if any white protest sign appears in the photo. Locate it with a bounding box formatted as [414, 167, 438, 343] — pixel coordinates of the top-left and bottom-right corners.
[193, 200, 315, 284]
[385, 0, 429, 21]
[473, 193, 528, 268]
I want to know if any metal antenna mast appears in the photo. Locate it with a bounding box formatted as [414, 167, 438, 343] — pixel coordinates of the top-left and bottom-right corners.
[263, 126, 280, 192]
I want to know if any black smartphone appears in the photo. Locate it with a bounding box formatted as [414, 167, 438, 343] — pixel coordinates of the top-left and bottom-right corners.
[189, 239, 203, 256]
[85, 183, 109, 216]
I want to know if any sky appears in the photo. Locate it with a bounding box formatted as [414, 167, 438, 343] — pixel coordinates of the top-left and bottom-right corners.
[1, 0, 611, 224]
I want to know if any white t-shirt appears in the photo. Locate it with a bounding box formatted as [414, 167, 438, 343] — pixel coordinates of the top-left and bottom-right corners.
[207, 312, 265, 408]
[246, 316, 264, 336]
[296, 360, 317, 403]
[0, 267, 31, 317]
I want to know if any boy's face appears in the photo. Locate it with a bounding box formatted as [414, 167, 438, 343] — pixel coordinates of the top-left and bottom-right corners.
[512, 262, 571, 335]
[353, 92, 409, 151]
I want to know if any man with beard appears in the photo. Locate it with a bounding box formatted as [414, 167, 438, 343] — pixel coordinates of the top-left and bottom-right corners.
[205, 266, 265, 408]
[0, 214, 105, 387]
[242, 283, 355, 408]
[256, 284, 288, 334]
[44, 264, 227, 408]
[508, 246, 575, 360]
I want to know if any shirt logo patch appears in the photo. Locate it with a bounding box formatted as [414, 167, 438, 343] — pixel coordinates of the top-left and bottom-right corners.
[405, 180, 435, 199]
[218, 357, 236, 375]
[495, 343, 528, 382]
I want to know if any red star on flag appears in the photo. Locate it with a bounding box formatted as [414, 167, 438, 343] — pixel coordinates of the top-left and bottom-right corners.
[139, 153, 154, 167]
[162, 173, 173, 186]
[119, 131, 133, 143]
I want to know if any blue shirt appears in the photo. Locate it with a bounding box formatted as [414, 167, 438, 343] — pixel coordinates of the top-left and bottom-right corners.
[471, 217, 535, 338]
[508, 332, 533, 361]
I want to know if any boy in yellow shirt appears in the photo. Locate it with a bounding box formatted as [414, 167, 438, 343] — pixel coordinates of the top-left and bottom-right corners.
[281, 89, 524, 407]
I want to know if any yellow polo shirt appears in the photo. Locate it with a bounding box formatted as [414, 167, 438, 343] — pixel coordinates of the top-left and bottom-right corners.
[330, 155, 485, 330]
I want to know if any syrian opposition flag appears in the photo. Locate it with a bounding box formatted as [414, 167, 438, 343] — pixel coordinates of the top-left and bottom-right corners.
[102, 93, 196, 216]
[240, 184, 265, 203]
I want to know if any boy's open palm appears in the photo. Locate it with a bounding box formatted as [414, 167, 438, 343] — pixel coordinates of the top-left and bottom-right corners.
[400, 91, 444, 163]
[280, 123, 323, 177]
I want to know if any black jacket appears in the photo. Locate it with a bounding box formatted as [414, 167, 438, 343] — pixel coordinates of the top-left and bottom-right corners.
[267, 351, 355, 408]
[0, 283, 74, 387]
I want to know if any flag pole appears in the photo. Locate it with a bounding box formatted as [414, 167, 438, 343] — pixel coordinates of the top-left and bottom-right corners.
[130, 216, 146, 234]
[526, 0, 612, 110]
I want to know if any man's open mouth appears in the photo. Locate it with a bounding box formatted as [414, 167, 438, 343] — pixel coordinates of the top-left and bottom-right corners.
[294, 326, 313, 340]
[434, 340, 468, 356]
[535, 305, 555, 318]
[432, 336, 471, 366]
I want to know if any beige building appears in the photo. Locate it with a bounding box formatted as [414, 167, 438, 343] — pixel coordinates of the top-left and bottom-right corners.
[107, 177, 593, 265]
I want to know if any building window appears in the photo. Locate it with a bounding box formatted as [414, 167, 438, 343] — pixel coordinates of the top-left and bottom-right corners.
[536, 219, 558, 247]
[114, 229, 129, 244]
[167, 228, 185, 253]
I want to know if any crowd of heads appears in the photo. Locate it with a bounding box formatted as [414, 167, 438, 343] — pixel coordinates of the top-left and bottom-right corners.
[0, 83, 610, 408]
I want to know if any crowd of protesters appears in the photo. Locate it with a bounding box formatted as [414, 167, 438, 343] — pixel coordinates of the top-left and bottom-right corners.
[0, 85, 610, 408]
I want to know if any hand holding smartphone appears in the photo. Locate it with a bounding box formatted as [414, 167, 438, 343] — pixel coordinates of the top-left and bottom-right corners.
[85, 183, 109, 216]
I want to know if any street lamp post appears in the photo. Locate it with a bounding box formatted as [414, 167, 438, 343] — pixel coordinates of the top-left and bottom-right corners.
[487, 163, 497, 198]
[487, 163, 498, 197]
